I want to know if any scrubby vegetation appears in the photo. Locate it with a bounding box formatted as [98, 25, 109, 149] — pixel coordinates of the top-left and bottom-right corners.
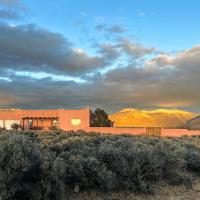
[1, 130, 200, 199]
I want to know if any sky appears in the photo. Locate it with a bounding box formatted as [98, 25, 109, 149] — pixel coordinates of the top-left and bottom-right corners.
[0, 0, 200, 113]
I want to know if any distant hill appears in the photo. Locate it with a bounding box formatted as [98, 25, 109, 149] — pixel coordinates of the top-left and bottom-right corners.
[187, 115, 200, 130]
[109, 108, 198, 128]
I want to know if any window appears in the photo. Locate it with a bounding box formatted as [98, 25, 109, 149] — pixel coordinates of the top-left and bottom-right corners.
[28, 120, 33, 127]
[71, 119, 81, 126]
[53, 119, 58, 127]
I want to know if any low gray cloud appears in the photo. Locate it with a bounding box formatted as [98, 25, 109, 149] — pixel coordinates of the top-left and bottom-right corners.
[100, 46, 200, 110]
[1, 43, 200, 112]
[172, 46, 200, 70]
[0, 23, 110, 75]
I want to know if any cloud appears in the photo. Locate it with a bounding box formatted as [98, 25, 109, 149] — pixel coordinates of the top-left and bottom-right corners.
[97, 43, 120, 60]
[0, 91, 18, 107]
[145, 54, 173, 68]
[85, 45, 200, 111]
[0, 75, 92, 109]
[0, 48, 200, 112]
[146, 45, 200, 70]
[172, 46, 200, 69]
[0, 14, 200, 112]
[0, 23, 110, 75]
[120, 39, 156, 58]
[0, 0, 26, 20]
[0, 8, 20, 19]
[96, 24, 126, 34]
[100, 45, 200, 110]
[93, 37, 157, 63]
[0, 0, 20, 5]
[107, 25, 126, 33]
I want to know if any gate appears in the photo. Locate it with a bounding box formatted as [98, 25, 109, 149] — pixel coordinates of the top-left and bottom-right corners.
[146, 127, 162, 137]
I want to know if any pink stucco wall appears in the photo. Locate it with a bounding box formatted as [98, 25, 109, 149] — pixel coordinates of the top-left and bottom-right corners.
[86, 127, 200, 137]
[0, 107, 90, 131]
[86, 127, 146, 135]
[162, 129, 200, 137]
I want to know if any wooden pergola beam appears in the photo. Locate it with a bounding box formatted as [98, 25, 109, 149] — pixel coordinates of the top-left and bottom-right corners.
[22, 117, 58, 120]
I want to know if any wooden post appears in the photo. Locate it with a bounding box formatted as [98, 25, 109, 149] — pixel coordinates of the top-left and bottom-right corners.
[22, 119, 24, 130]
[3, 120, 5, 129]
[36, 119, 38, 130]
[51, 118, 53, 129]
[27, 119, 29, 130]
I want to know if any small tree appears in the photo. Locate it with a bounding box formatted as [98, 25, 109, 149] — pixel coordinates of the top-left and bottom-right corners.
[90, 108, 112, 127]
[11, 123, 21, 131]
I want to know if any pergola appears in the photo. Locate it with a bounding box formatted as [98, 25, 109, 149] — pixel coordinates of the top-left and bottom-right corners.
[22, 116, 59, 130]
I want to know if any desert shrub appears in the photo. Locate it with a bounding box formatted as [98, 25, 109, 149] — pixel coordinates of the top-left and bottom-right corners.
[0, 133, 65, 200]
[30, 126, 42, 130]
[104, 137, 191, 190]
[22, 130, 38, 138]
[39, 152, 65, 200]
[11, 123, 21, 130]
[0, 131, 199, 196]
[51, 134, 193, 193]
[152, 141, 193, 188]
[184, 144, 200, 174]
[97, 140, 166, 192]
[0, 127, 6, 132]
[60, 153, 116, 191]
[0, 133, 41, 199]
[49, 126, 58, 131]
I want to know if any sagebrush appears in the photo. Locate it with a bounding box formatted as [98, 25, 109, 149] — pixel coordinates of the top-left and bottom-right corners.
[0, 130, 200, 199]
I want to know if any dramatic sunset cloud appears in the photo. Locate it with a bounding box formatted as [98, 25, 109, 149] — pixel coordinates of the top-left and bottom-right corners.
[0, 0, 200, 112]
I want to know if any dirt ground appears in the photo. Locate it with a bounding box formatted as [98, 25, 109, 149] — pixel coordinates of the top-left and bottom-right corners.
[69, 180, 200, 200]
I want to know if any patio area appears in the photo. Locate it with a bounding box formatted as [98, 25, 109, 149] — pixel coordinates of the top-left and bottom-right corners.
[22, 117, 59, 130]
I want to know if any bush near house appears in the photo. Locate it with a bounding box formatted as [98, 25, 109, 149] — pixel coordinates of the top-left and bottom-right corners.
[11, 123, 21, 130]
[0, 127, 5, 131]
[1, 131, 200, 199]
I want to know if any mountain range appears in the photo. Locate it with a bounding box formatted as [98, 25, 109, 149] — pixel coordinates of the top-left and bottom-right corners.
[109, 108, 199, 128]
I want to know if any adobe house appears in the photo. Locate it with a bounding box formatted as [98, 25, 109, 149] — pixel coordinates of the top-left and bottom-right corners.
[1, 107, 200, 137]
[0, 107, 90, 131]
